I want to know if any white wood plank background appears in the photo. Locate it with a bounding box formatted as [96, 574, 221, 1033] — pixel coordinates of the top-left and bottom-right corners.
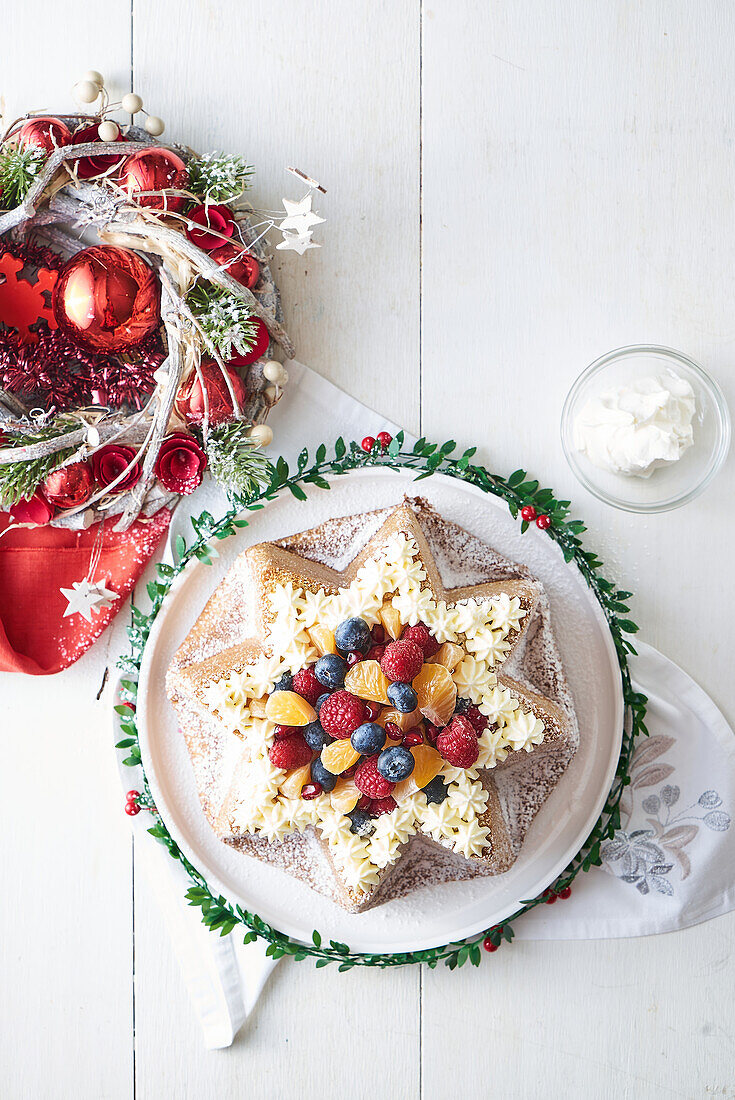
[2, 2, 735, 1097]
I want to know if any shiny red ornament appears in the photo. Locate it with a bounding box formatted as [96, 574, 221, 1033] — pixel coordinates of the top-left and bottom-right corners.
[17, 116, 72, 154]
[186, 204, 235, 250]
[174, 359, 247, 426]
[227, 317, 270, 367]
[71, 123, 125, 179]
[43, 462, 94, 508]
[155, 432, 207, 495]
[91, 444, 142, 491]
[8, 492, 54, 526]
[53, 246, 160, 353]
[118, 148, 188, 212]
[209, 242, 260, 289]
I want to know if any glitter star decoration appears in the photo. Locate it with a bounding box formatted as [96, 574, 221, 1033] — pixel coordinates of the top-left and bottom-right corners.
[60, 578, 119, 623]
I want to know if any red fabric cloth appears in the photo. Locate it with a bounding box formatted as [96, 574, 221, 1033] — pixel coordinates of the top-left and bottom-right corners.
[0, 510, 170, 675]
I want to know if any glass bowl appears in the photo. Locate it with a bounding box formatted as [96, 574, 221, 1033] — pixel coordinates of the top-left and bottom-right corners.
[560, 345, 731, 513]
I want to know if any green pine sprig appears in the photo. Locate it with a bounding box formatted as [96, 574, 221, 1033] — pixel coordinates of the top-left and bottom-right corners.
[0, 421, 76, 508]
[203, 420, 275, 499]
[0, 144, 47, 209]
[187, 283, 258, 361]
[117, 434, 647, 970]
[187, 153, 254, 204]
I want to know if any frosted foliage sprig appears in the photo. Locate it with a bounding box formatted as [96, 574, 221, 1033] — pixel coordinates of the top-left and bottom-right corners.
[188, 153, 254, 204]
[186, 284, 258, 360]
[0, 145, 46, 209]
[204, 421, 274, 499]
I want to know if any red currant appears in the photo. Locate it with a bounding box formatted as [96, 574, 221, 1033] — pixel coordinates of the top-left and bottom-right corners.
[371, 624, 385, 644]
[536, 514, 551, 530]
[125, 790, 139, 803]
[377, 431, 393, 451]
[361, 436, 376, 452]
[346, 650, 363, 667]
[125, 802, 140, 816]
[302, 783, 322, 800]
[403, 731, 424, 748]
[558, 886, 572, 899]
[385, 722, 403, 740]
[544, 890, 557, 904]
[483, 937, 498, 953]
[364, 701, 381, 721]
[465, 705, 488, 734]
[520, 505, 537, 522]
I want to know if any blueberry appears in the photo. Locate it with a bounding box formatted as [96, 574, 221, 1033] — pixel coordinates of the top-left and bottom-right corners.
[377, 746, 415, 782]
[454, 697, 471, 714]
[311, 757, 336, 793]
[348, 808, 375, 837]
[351, 722, 386, 755]
[314, 653, 346, 689]
[422, 776, 449, 804]
[334, 616, 371, 654]
[272, 672, 293, 692]
[387, 681, 418, 713]
[315, 692, 331, 715]
[303, 720, 328, 751]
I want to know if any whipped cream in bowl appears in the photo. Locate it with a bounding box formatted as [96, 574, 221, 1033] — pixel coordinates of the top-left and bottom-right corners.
[561, 345, 730, 512]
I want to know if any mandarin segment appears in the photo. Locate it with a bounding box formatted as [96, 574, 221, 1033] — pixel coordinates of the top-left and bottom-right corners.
[392, 744, 443, 800]
[431, 642, 464, 671]
[377, 705, 423, 732]
[321, 739, 361, 775]
[412, 663, 457, 727]
[308, 624, 337, 656]
[279, 763, 312, 798]
[329, 777, 361, 813]
[379, 601, 403, 640]
[343, 659, 391, 704]
[265, 690, 317, 726]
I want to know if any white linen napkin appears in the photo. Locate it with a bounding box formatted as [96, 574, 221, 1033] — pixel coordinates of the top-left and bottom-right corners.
[114, 360, 735, 1046]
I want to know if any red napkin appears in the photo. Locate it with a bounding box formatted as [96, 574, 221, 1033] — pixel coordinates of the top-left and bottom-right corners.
[0, 510, 170, 675]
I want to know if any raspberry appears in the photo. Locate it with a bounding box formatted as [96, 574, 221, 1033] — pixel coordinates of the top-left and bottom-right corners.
[319, 690, 367, 739]
[436, 716, 479, 768]
[370, 796, 397, 816]
[402, 622, 440, 657]
[465, 705, 488, 734]
[268, 734, 312, 770]
[292, 666, 322, 706]
[371, 624, 385, 644]
[366, 644, 385, 662]
[354, 755, 395, 799]
[380, 639, 424, 683]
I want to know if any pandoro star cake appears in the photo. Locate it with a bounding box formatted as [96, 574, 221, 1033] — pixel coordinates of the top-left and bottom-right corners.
[166, 497, 579, 912]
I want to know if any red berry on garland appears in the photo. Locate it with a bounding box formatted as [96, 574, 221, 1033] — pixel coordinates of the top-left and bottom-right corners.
[53, 246, 160, 353]
[17, 116, 72, 154]
[175, 360, 247, 426]
[125, 790, 139, 803]
[125, 801, 141, 816]
[228, 317, 270, 367]
[483, 937, 498, 953]
[210, 243, 260, 289]
[558, 886, 572, 899]
[377, 431, 393, 451]
[292, 666, 323, 706]
[520, 505, 537, 522]
[119, 148, 189, 212]
[544, 889, 557, 904]
[361, 436, 376, 453]
[185, 203, 235, 250]
[536, 514, 551, 530]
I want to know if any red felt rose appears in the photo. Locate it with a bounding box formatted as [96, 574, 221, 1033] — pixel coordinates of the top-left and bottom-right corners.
[155, 432, 207, 495]
[174, 360, 247, 426]
[91, 444, 142, 491]
[43, 461, 94, 508]
[9, 491, 54, 525]
[185, 204, 236, 251]
[209, 243, 260, 290]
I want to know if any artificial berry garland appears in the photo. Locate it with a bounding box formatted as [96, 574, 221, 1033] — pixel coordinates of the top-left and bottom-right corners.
[117, 435, 647, 970]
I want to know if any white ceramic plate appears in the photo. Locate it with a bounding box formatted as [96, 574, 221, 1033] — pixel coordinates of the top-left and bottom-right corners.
[137, 468, 624, 953]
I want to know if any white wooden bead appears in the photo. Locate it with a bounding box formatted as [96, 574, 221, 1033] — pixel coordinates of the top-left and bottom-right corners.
[248, 424, 273, 447]
[144, 115, 165, 136]
[75, 80, 100, 104]
[263, 360, 288, 385]
[121, 93, 143, 114]
[82, 70, 104, 87]
[97, 121, 120, 142]
[264, 385, 278, 402]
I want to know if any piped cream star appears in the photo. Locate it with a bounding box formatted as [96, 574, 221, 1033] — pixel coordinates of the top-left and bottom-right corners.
[60, 579, 119, 623]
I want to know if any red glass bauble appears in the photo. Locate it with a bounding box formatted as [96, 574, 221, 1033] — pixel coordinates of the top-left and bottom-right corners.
[118, 148, 188, 212]
[71, 124, 125, 179]
[17, 116, 72, 154]
[210, 243, 260, 290]
[227, 317, 270, 367]
[174, 360, 247, 425]
[52, 246, 160, 353]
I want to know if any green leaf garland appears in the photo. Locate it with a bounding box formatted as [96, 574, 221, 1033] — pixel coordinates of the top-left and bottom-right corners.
[117, 435, 647, 969]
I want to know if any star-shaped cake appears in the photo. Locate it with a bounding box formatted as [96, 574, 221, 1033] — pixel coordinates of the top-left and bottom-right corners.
[166, 498, 578, 912]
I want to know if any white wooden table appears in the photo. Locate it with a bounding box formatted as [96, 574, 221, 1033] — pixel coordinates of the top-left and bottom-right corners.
[4, 4, 735, 1097]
